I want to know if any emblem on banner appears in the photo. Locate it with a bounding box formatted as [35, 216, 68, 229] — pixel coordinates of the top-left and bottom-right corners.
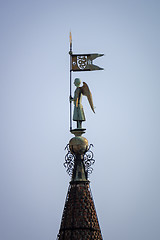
[77, 56, 88, 70]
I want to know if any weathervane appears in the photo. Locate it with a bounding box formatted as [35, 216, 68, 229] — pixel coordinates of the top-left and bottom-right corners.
[69, 32, 104, 132]
[63, 31, 104, 178]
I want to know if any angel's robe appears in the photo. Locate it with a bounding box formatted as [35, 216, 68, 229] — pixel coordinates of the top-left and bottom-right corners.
[73, 87, 86, 122]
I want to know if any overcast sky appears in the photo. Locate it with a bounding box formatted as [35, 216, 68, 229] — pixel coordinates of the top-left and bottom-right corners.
[0, 0, 160, 240]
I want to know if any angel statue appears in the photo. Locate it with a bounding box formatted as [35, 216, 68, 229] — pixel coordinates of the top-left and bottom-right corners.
[70, 78, 95, 129]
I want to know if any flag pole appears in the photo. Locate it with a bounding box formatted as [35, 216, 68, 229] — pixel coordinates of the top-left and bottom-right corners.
[69, 32, 72, 131]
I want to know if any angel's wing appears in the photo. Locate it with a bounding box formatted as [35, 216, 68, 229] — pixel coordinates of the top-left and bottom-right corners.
[81, 82, 95, 113]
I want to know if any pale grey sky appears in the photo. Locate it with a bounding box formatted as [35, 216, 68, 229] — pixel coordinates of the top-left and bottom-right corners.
[0, 0, 160, 240]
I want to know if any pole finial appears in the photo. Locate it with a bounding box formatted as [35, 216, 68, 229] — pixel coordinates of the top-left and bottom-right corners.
[69, 31, 72, 45]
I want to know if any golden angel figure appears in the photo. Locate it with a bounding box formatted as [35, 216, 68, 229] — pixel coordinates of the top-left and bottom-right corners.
[70, 78, 95, 129]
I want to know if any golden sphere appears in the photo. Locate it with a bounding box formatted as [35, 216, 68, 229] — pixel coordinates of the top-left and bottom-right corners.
[69, 136, 88, 154]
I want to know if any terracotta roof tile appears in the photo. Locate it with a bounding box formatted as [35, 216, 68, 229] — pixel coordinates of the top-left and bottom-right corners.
[57, 181, 103, 240]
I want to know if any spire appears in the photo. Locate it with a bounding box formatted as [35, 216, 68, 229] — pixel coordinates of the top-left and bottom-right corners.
[57, 130, 103, 239]
[57, 181, 103, 239]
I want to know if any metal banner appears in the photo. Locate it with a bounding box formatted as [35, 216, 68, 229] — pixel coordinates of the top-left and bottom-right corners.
[71, 54, 104, 71]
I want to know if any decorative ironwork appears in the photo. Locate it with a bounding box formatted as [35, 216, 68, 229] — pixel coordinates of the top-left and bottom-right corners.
[64, 144, 95, 177]
[84, 144, 95, 175]
[64, 144, 75, 176]
[77, 56, 88, 70]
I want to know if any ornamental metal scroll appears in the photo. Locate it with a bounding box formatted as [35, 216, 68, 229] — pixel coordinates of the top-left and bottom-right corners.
[77, 56, 88, 70]
[84, 144, 95, 175]
[64, 144, 95, 177]
[64, 144, 75, 176]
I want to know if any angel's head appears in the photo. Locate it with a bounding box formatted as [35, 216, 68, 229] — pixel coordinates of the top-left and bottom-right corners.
[74, 78, 81, 87]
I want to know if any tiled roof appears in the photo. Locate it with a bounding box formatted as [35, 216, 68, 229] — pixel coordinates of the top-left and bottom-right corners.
[57, 181, 103, 240]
